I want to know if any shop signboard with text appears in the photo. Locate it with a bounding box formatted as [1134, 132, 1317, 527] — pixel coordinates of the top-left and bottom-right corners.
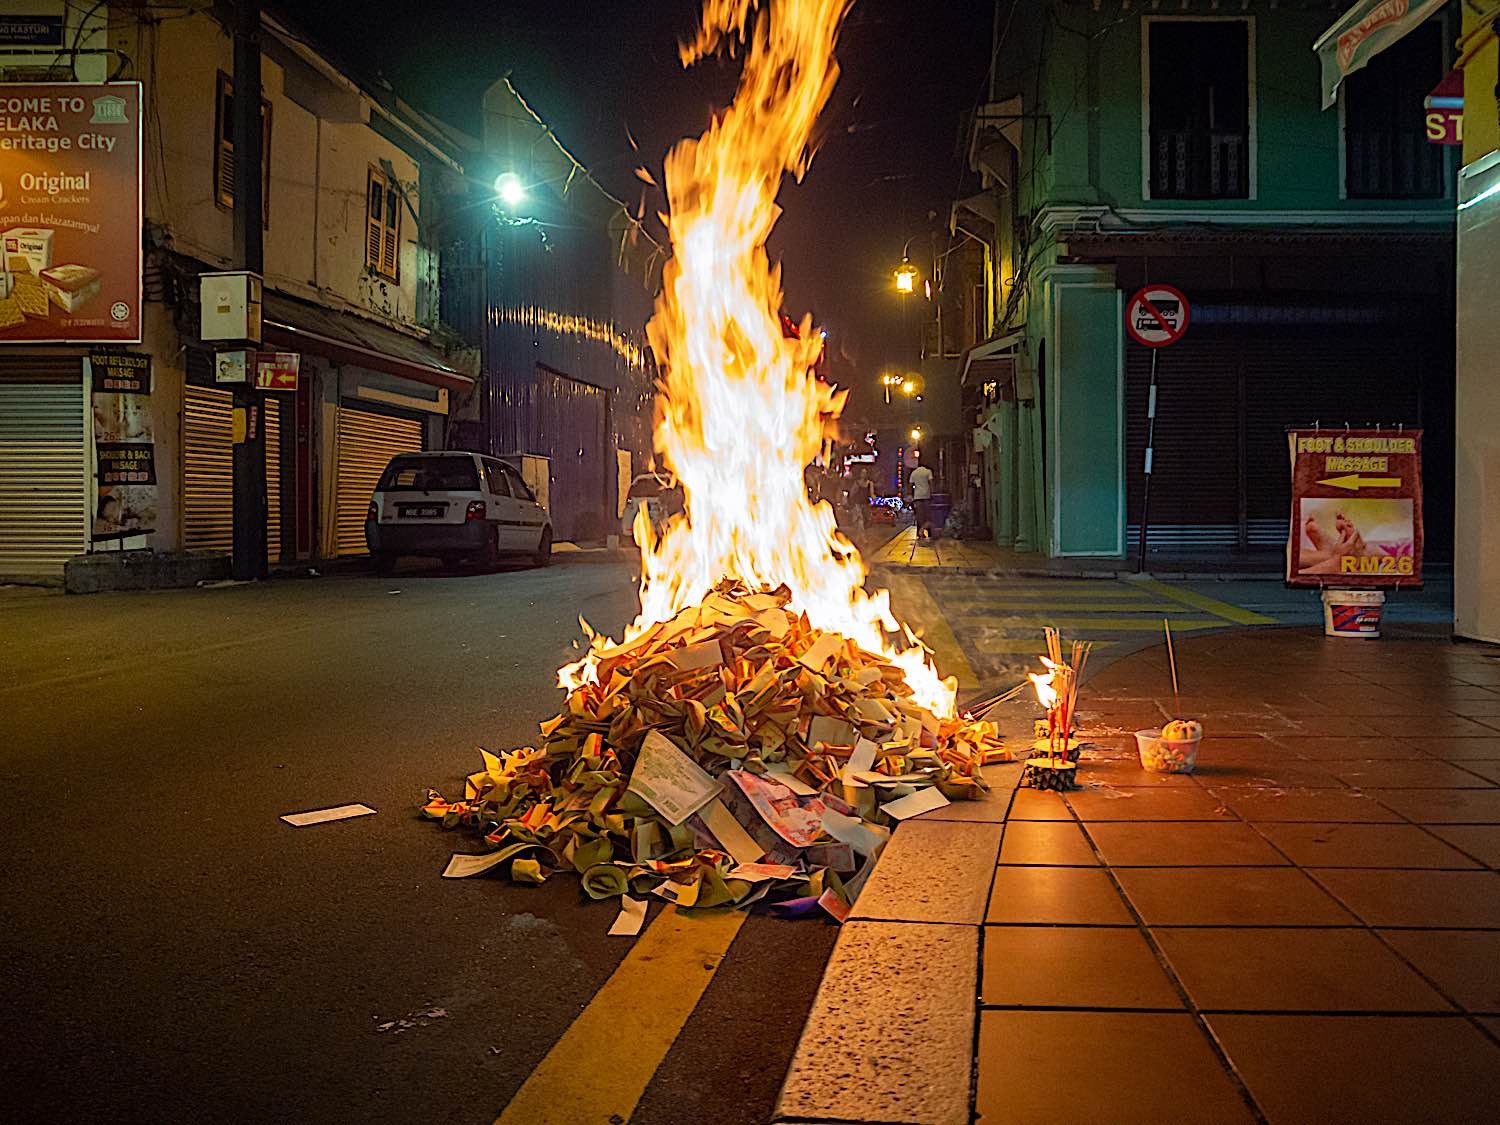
[0, 82, 142, 343]
[1286, 428, 1423, 587]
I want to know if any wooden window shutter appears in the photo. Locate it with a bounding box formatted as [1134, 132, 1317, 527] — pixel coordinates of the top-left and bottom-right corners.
[366, 172, 385, 272]
[381, 181, 399, 278]
[214, 73, 235, 209]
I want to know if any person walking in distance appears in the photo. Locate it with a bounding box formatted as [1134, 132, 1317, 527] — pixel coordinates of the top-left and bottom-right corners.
[909, 451, 935, 540]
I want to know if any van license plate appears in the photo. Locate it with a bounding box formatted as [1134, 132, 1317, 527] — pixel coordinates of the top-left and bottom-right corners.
[400, 504, 444, 518]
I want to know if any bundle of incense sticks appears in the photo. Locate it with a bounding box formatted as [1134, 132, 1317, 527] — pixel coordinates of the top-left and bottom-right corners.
[1042, 627, 1091, 757]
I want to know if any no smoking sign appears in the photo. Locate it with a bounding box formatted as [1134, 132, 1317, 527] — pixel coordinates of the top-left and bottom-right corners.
[1126, 285, 1190, 348]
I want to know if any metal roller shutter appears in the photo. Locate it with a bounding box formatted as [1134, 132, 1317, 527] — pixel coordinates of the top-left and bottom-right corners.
[182, 386, 283, 560]
[335, 406, 422, 556]
[0, 378, 88, 578]
[1125, 335, 1242, 549]
[1126, 328, 1429, 551]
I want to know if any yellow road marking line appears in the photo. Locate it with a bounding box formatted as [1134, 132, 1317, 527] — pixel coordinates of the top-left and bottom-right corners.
[494, 906, 746, 1125]
[972, 637, 1118, 654]
[885, 574, 979, 690]
[950, 601, 1187, 614]
[1129, 576, 1277, 626]
[927, 583, 1154, 598]
[957, 615, 1224, 632]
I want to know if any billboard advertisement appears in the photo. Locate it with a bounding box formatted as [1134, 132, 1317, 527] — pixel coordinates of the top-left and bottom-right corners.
[1286, 428, 1423, 587]
[0, 82, 142, 343]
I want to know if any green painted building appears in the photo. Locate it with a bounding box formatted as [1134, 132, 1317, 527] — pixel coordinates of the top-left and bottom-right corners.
[953, 0, 1458, 559]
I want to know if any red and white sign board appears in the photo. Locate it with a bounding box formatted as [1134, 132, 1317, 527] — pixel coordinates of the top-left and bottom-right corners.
[254, 351, 299, 391]
[1125, 285, 1190, 348]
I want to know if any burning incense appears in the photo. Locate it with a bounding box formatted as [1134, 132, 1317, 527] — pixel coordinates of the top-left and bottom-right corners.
[1163, 617, 1180, 718]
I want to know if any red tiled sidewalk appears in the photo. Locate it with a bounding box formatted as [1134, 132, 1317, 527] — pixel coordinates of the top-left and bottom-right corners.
[979, 627, 1500, 1124]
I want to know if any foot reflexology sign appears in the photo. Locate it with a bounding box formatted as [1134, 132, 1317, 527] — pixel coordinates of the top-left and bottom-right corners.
[1286, 428, 1423, 586]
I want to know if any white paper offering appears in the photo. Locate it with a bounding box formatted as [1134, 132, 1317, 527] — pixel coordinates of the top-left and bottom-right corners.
[698, 798, 765, 866]
[880, 786, 950, 821]
[608, 896, 648, 936]
[628, 730, 722, 825]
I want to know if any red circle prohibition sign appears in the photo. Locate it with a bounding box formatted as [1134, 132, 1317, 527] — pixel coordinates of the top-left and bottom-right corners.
[1125, 284, 1191, 348]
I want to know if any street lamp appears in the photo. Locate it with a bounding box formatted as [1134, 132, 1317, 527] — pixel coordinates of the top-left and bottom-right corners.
[880, 371, 904, 404]
[909, 426, 924, 444]
[893, 257, 917, 295]
[493, 171, 526, 210]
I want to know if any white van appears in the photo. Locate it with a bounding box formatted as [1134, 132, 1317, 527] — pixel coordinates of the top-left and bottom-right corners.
[365, 451, 552, 573]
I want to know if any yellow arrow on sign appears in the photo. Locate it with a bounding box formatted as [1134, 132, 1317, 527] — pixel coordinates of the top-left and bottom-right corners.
[1317, 474, 1403, 492]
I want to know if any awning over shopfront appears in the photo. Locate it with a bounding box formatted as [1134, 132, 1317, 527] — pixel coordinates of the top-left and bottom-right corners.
[960, 330, 1022, 387]
[261, 292, 475, 393]
[1315, 0, 1446, 108]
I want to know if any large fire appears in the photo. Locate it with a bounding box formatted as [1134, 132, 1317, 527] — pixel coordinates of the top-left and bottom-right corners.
[563, 0, 956, 718]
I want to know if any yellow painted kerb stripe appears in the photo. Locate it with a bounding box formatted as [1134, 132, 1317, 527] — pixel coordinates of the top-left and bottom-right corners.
[884, 574, 978, 690]
[1130, 576, 1276, 626]
[495, 905, 747, 1125]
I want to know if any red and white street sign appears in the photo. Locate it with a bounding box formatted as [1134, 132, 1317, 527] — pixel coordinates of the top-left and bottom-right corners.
[1125, 285, 1190, 348]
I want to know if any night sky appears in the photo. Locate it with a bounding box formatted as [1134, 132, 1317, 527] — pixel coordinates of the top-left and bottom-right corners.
[287, 0, 995, 419]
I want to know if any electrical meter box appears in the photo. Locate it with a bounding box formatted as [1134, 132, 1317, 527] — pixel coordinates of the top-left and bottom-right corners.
[200, 271, 263, 344]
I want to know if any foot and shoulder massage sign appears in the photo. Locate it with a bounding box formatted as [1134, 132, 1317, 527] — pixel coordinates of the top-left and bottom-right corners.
[0, 83, 142, 343]
[1286, 428, 1423, 587]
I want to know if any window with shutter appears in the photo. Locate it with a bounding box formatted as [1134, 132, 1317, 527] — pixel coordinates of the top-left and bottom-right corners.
[213, 71, 272, 225]
[365, 166, 402, 281]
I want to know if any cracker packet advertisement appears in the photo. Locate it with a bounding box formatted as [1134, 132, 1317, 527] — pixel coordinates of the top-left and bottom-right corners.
[0, 83, 142, 343]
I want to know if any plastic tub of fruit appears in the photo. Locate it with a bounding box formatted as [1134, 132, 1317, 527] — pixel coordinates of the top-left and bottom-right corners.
[1135, 720, 1202, 773]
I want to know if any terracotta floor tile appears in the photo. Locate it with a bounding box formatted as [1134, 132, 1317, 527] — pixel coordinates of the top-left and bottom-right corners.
[1211, 787, 1403, 823]
[987, 866, 1133, 925]
[1413, 737, 1500, 761]
[1154, 927, 1452, 1012]
[1282, 712, 1384, 735]
[1273, 736, 1428, 760]
[1193, 759, 1345, 788]
[977, 1012, 1254, 1125]
[1454, 702, 1500, 719]
[997, 820, 1098, 866]
[1006, 788, 1073, 821]
[1309, 869, 1500, 928]
[1320, 759, 1497, 789]
[981, 926, 1183, 1009]
[1076, 756, 1201, 788]
[1380, 930, 1500, 1014]
[1369, 715, 1500, 738]
[1454, 760, 1500, 786]
[1208, 1015, 1500, 1124]
[1087, 821, 1289, 866]
[1426, 825, 1500, 868]
[1254, 823, 1480, 869]
[1066, 786, 1233, 822]
[1367, 788, 1500, 824]
[1115, 867, 1355, 926]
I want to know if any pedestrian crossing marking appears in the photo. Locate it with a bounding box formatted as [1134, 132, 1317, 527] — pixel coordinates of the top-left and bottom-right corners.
[1128, 576, 1276, 626]
[948, 600, 1187, 614]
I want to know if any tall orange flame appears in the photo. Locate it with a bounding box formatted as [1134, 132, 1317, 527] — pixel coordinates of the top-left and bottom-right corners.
[564, 0, 956, 718]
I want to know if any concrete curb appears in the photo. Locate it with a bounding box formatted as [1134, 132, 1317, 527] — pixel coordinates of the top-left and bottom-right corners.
[772, 778, 1019, 1124]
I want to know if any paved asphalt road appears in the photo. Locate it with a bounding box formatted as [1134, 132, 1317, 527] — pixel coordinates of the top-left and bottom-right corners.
[0, 563, 838, 1125]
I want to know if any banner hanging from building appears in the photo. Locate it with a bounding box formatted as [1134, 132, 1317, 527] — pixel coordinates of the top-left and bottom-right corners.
[0, 82, 143, 343]
[1314, 0, 1445, 109]
[1286, 428, 1423, 587]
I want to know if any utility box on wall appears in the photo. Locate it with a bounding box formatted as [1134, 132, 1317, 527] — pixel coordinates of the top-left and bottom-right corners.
[199, 271, 263, 344]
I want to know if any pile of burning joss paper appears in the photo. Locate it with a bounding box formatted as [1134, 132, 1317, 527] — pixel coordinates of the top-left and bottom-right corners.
[422, 581, 1009, 918]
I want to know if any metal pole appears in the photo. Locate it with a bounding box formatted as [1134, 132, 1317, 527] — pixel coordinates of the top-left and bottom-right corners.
[231, 0, 268, 581]
[1134, 348, 1158, 574]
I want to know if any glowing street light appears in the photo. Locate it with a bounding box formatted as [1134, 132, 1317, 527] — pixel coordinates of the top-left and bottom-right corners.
[880, 371, 904, 404]
[493, 172, 526, 210]
[909, 425, 924, 443]
[894, 257, 917, 295]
